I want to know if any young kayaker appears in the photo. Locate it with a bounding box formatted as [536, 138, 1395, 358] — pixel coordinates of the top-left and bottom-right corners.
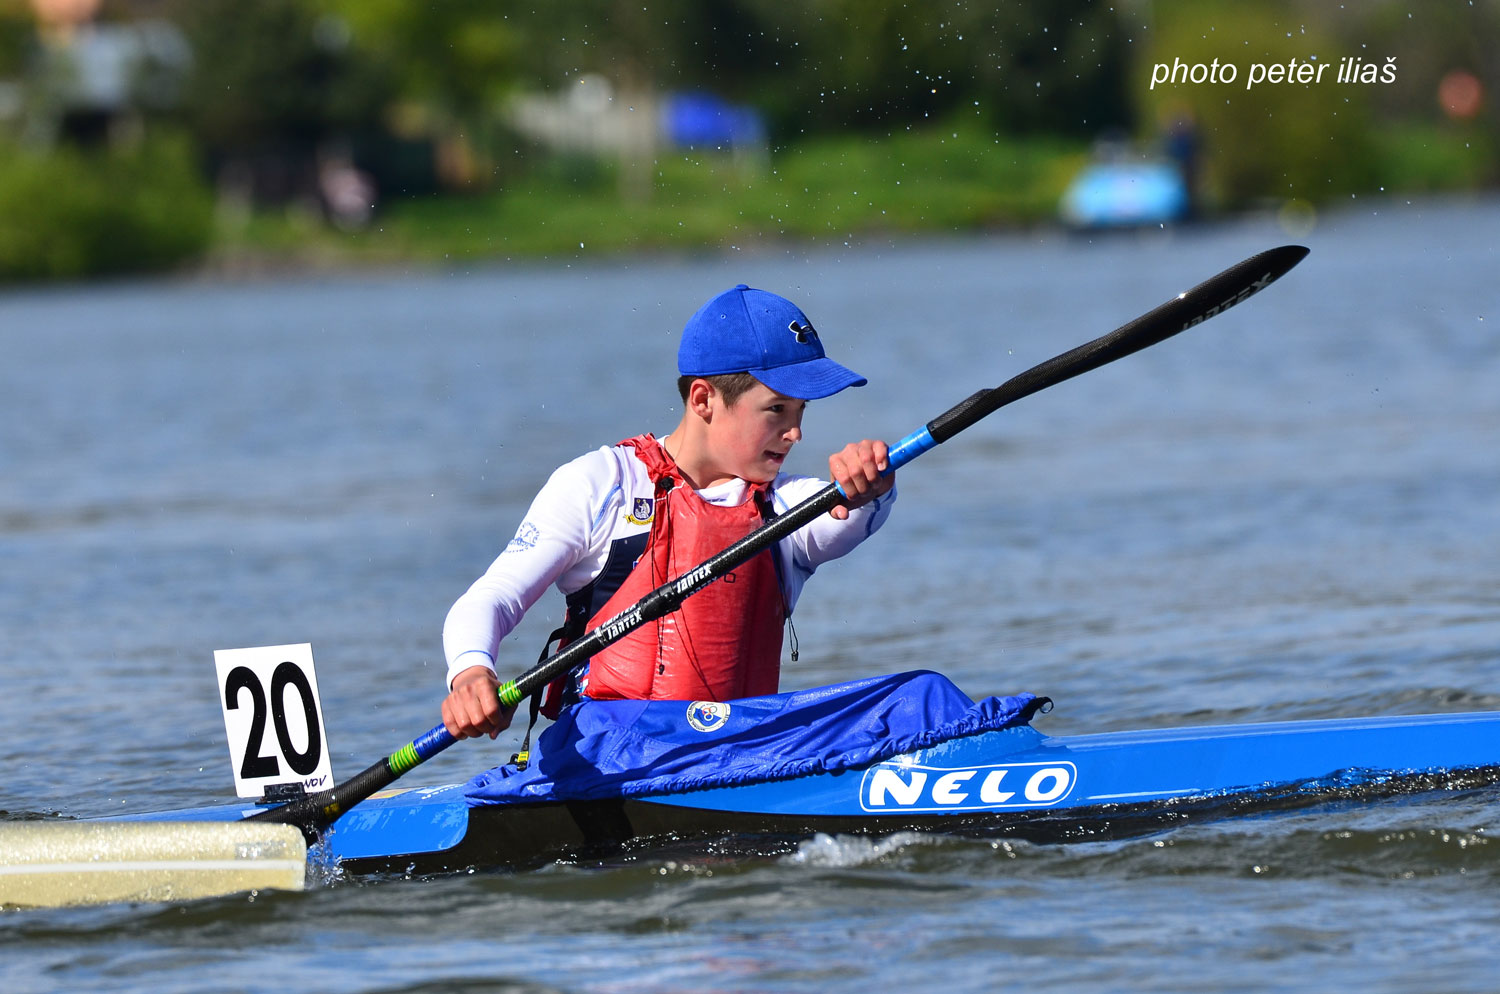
[440, 284, 897, 739]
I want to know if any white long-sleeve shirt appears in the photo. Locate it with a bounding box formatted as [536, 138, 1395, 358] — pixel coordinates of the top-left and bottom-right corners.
[442, 438, 896, 688]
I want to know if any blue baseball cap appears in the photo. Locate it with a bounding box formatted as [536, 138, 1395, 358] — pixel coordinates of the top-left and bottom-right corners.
[678, 285, 867, 400]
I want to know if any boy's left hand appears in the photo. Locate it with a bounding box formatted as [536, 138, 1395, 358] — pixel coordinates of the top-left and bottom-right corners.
[828, 439, 895, 519]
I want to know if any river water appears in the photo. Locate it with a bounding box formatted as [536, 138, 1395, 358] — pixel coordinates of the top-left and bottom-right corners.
[2, 199, 1498, 992]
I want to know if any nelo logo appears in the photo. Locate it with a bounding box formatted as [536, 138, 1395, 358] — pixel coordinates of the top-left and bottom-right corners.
[859, 760, 1077, 813]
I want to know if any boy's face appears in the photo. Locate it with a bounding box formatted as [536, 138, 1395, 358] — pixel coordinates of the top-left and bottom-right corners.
[703, 380, 807, 484]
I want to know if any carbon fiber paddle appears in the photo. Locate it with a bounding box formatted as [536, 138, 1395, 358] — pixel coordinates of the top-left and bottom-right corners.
[251, 243, 1310, 839]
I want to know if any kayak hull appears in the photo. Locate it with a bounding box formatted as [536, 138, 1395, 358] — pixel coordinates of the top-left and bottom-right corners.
[116, 709, 1500, 875]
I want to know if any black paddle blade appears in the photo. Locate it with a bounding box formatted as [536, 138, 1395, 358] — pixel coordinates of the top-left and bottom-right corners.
[927, 245, 1309, 444]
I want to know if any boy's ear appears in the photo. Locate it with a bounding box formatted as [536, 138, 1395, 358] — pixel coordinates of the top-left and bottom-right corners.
[686, 377, 716, 419]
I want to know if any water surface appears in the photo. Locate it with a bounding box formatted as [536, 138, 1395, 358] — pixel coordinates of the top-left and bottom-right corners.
[2, 199, 1498, 992]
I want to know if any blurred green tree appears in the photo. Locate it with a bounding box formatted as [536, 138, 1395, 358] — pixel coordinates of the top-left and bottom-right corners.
[167, 0, 393, 203]
[731, 0, 1132, 138]
[0, 1, 31, 79]
[1136, 0, 1381, 209]
[319, 0, 526, 189]
[0, 131, 213, 280]
[458, 0, 1133, 141]
[323, 0, 522, 120]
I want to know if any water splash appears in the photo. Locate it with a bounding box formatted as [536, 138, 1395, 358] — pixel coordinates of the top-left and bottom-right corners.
[783, 831, 936, 868]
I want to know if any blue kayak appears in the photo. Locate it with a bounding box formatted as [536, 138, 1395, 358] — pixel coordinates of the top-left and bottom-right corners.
[117, 672, 1500, 876]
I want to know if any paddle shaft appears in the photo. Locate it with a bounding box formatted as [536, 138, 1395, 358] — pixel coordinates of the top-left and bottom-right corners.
[251, 243, 1309, 839]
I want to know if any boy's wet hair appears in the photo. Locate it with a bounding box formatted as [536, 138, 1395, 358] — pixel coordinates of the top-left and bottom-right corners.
[677, 372, 762, 407]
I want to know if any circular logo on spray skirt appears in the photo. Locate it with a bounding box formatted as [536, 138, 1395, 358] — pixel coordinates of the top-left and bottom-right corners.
[686, 700, 731, 733]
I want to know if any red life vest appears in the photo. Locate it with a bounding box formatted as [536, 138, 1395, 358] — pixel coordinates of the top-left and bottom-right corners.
[579, 434, 785, 703]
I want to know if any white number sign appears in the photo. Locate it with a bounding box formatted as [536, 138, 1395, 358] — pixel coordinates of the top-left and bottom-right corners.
[214, 643, 335, 799]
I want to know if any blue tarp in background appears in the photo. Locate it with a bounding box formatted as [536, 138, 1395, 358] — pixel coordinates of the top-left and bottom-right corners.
[660, 93, 766, 148]
[466, 671, 1045, 806]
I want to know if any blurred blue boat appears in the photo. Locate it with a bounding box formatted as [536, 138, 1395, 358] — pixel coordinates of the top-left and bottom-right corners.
[1061, 159, 1190, 229]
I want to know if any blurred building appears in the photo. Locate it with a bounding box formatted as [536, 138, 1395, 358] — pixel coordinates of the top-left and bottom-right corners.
[15, 0, 189, 147]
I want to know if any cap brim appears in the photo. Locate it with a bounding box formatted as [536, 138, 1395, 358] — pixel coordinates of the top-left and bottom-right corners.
[751, 358, 867, 400]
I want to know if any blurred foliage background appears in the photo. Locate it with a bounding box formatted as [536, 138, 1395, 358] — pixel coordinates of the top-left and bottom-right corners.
[0, 0, 1494, 281]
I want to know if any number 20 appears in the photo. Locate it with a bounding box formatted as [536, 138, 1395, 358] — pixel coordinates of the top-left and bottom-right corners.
[224, 662, 322, 780]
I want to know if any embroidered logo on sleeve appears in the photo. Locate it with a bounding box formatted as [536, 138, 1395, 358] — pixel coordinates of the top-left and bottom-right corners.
[504, 521, 540, 553]
[626, 497, 655, 526]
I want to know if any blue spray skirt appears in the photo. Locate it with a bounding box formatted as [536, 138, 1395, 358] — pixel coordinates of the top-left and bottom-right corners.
[466, 672, 1045, 804]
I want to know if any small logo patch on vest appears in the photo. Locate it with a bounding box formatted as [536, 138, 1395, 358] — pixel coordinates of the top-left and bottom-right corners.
[686, 700, 731, 733]
[626, 497, 655, 526]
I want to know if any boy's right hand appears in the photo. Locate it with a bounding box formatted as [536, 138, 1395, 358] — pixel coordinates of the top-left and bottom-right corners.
[827, 438, 894, 519]
[442, 665, 514, 739]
